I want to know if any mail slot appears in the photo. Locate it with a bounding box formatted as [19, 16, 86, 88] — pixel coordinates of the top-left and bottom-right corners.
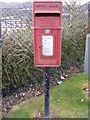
[33, 0, 62, 67]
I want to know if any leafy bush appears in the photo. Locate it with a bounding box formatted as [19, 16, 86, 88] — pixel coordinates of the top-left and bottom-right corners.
[2, 28, 43, 96]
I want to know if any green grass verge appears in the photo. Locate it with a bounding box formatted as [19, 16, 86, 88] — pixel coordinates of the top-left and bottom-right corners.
[11, 73, 88, 118]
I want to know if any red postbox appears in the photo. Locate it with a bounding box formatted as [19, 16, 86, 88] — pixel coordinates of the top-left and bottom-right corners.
[33, 0, 62, 67]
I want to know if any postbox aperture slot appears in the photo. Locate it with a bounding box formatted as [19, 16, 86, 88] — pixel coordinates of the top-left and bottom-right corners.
[35, 11, 60, 17]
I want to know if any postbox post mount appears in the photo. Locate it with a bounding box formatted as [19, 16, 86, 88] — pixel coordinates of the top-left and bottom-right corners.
[45, 68, 49, 118]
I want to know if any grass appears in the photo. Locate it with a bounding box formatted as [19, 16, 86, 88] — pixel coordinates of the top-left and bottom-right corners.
[10, 73, 88, 118]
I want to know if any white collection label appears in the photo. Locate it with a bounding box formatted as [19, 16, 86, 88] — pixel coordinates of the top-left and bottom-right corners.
[42, 36, 53, 56]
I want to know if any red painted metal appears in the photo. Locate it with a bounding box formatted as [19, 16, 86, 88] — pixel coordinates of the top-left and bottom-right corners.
[33, 0, 62, 67]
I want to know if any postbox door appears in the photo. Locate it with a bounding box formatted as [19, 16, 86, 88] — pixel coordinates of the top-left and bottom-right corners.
[35, 29, 61, 65]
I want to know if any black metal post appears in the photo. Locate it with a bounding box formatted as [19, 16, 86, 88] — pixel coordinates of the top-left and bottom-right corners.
[45, 68, 49, 119]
